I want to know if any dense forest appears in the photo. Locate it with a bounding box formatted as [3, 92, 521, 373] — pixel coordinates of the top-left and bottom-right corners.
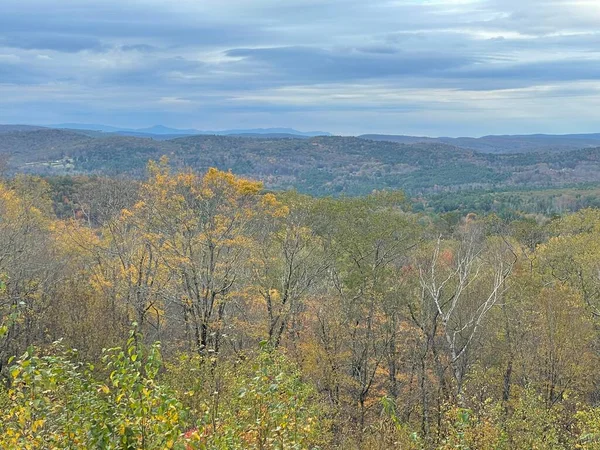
[8, 127, 600, 198]
[3, 158, 600, 448]
[361, 133, 600, 153]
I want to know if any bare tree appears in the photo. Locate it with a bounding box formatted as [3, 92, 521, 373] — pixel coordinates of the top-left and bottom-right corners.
[418, 223, 516, 398]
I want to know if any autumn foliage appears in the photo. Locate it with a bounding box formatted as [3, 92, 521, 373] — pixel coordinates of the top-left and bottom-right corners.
[2, 163, 600, 448]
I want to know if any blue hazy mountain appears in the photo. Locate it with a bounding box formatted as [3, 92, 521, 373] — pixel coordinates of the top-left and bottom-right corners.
[52, 124, 331, 137]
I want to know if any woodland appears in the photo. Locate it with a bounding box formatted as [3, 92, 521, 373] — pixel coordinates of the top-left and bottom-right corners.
[9, 127, 600, 198]
[2, 158, 600, 449]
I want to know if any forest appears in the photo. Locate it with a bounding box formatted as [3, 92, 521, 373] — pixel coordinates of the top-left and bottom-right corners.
[10, 127, 600, 198]
[3, 158, 600, 449]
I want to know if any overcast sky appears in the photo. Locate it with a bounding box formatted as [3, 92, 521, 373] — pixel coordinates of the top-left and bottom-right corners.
[2, 0, 600, 136]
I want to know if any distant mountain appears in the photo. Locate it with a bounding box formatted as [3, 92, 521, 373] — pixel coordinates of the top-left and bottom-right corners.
[224, 133, 312, 139]
[360, 133, 600, 153]
[52, 123, 125, 133]
[359, 135, 439, 145]
[52, 123, 195, 135]
[50, 123, 331, 137]
[98, 131, 196, 141]
[132, 125, 197, 135]
[0, 124, 48, 134]
[220, 128, 331, 137]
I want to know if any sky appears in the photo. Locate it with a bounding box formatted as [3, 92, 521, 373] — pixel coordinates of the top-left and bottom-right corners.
[2, 0, 600, 136]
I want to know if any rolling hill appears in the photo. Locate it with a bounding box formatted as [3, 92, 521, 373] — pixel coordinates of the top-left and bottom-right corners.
[4, 127, 600, 196]
[361, 133, 600, 153]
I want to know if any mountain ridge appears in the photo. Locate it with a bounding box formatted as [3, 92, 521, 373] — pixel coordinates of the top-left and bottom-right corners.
[50, 123, 332, 137]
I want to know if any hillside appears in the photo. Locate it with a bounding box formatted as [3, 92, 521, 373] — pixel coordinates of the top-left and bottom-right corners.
[5, 129, 600, 195]
[0, 124, 48, 134]
[0, 129, 93, 165]
[362, 133, 600, 153]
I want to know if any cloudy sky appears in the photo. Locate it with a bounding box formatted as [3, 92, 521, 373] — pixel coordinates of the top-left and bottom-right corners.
[2, 0, 600, 136]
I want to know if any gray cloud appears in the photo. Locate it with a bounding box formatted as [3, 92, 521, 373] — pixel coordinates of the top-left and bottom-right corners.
[225, 46, 480, 83]
[1, 0, 600, 135]
[1, 34, 104, 52]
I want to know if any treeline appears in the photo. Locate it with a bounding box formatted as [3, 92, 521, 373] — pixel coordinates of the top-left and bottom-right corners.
[418, 186, 600, 218]
[2, 160, 600, 448]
